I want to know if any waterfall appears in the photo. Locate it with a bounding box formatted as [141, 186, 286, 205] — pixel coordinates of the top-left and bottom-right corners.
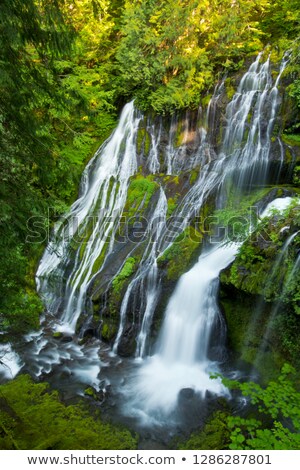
[157, 245, 240, 364]
[0, 343, 23, 381]
[36, 53, 286, 342]
[133, 245, 239, 412]
[112, 187, 168, 356]
[36, 102, 141, 333]
[120, 53, 287, 360]
[119, 55, 289, 421]
[26, 52, 290, 421]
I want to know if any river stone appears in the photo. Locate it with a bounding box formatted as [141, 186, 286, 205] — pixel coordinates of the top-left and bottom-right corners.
[179, 388, 195, 400]
[61, 336, 73, 343]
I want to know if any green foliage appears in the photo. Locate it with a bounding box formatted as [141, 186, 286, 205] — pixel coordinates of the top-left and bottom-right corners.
[123, 175, 159, 218]
[261, 0, 300, 41]
[178, 411, 230, 450]
[213, 187, 271, 240]
[167, 196, 179, 217]
[157, 226, 202, 280]
[0, 375, 137, 450]
[0, 0, 118, 334]
[223, 198, 300, 302]
[112, 257, 137, 294]
[221, 364, 300, 450]
[116, 0, 300, 112]
[289, 80, 300, 110]
[0, 292, 42, 337]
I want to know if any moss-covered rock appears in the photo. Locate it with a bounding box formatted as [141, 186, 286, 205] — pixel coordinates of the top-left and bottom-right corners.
[0, 375, 138, 450]
[178, 411, 231, 450]
[157, 226, 203, 280]
[101, 320, 118, 342]
[220, 198, 300, 378]
[112, 257, 137, 299]
[136, 126, 151, 156]
[52, 331, 63, 339]
[221, 201, 300, 304]
[122, 174, 159, 220]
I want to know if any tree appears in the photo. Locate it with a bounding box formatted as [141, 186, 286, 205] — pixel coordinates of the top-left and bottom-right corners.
[0, 1, 72, 335]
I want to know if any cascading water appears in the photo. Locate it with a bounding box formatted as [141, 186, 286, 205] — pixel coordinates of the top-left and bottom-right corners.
[36, 102, 142, 333]
[112, 187, 168, 356]
[122, 244, 238, 423]
[0, 343, 23, 380]
[9, 52, 291, 430]
[118, 54, 290, 423]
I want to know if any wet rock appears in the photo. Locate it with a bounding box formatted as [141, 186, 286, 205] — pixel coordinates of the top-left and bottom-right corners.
[117, 325, 138, 357]
[204, 390, 216, 400]
[84, 386, 105, 402]
[279, 225, 291, 240]
[83, 328, 95, 338]
[138, 439, 169, 450]
[61, 336, 73, 343]
[52, 332, 63, 339]
[256, 233, 272, 251]
[179, 388, 195, 400]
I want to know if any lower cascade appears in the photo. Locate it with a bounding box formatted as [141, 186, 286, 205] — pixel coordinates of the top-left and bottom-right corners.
[2, 51, 299, 437]
[122, 244, 240, 423]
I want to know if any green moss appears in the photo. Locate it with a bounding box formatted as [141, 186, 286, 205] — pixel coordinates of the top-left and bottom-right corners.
[157, 226, 202, 280]
[123, 175, 159, 219]
[101, 321, 118, 341]
[225, 78, 236, 100]
[0, 375, 138, 450]
[84, 387, 98, 399]
[190, 168, 199, 185]
[220, 288, 286, 380]
[91, 242, 109, 275]
[178, 411, 230, 450]
[136, 128, 144, 154]
[52, 332, 63, 339]
[112, 257, 137, 295]
[167, 196, 179, 217]
[282, 134, 300, 146]
[163, 174, 180, 185]
[144, 130, 151, 155]
[220, 291, 258, 357]
[220, 200, 300, 378]
[76, 215, 102, 261]
[136, 127, 151, 155]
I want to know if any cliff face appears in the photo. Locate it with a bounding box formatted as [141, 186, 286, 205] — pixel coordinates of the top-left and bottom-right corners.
[78, 58, 300, 362]
[220, 196, 300, 378]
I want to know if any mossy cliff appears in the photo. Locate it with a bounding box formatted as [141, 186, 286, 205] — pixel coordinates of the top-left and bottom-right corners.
[220, 198, 300, 379]
[74, 55, 300, 361]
